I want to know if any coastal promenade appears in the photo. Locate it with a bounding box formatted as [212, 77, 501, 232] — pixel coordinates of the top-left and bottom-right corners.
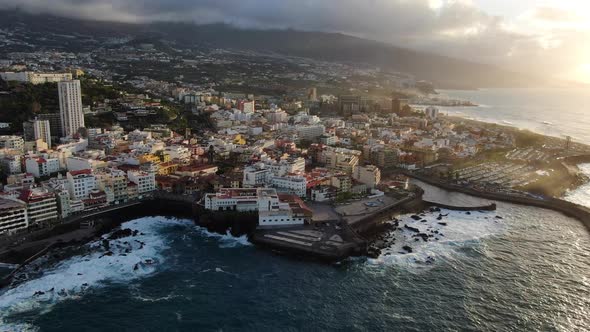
[402, 171, 590, 231]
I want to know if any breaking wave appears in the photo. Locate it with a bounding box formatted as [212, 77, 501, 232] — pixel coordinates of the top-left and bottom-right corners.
[0, 216, 252, 330]
[367, 209, 505, 271]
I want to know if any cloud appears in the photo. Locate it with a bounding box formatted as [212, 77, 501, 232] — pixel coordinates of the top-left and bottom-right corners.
[0, 0, 588, 82]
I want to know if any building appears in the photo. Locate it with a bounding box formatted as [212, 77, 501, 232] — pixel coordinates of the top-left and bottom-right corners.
[23, 121, 35, 141]
[271, 176, 307, 197]
[0, 72, 72, 85]
[308, 88, 318, 101]
[203, 188, 312, 228]
[0, 136, 24, 150]
[319, 134, 338, 146]
[25, 157, 60, 177]
[424, 106, 440, 120]
[127, 170, 156, 195]
[264, 110, 288, 123]
[96, 168, 128, 203]
[331, 175, 352, 193]
[258, 194, 312, 228]
[37, 113, 62, 140]
[324, 149, 360, 174]
[67, 169, 97, 200]
[353, 165, 381, 188]
[243, 165, 272, 188]
[0, 197, 28, 236]
[392, 98, 409, 116]
[1, 155, 22, 175]
[204, 188, 265, 212]
[239, 100, 255, 113]
[19, 188, 59, 227]
[164, 145, 191, 163]
[310, 186, 336, 202]
[58, 80, 85, 137]
[338, 95, 361, 117]
[296, 125, 326, 141]
[56, 190, 71, 218]
[33, 119, 52, 148]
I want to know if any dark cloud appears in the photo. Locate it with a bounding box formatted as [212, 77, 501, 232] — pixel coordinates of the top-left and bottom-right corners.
[0, 0, 587, 80]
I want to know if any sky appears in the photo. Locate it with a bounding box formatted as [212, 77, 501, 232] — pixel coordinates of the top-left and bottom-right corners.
[1, 0, 589, 83]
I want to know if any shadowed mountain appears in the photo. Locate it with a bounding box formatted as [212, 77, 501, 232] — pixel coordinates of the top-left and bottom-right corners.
[0, 10, 556, 89]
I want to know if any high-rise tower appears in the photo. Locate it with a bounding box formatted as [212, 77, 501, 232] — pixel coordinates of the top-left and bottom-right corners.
[58, 80, 85, 137]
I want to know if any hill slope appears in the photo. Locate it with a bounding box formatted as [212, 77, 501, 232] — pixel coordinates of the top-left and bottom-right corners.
[0, 10, 546, 89]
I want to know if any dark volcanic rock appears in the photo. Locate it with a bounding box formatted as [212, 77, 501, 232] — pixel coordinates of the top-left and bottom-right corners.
[404, 225, 420, 233]
[402, 245, 413, 253]
[438, 222, 447, 226]
[410, 215, 421, 221]
[108, 228, 133, 240]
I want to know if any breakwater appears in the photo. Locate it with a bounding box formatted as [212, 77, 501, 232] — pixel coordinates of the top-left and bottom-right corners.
[404, 172, 590, 231]
[424, 201, 496, 211]
[349, 189, 424, 236]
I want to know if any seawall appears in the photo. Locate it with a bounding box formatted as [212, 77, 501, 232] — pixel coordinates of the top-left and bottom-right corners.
[404, 172, 590, 232]
[350, 188, 425, 236]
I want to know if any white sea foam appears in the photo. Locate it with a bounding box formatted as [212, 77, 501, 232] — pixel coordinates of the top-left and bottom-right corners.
[195, 227, 252, 248]
[367, 209, 505, 272]
[564, 164, 590, 209]
[0, 217, 192, 330]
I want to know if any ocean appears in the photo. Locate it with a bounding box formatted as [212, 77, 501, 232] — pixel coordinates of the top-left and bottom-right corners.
[0, 184, 588, 331]
[438, 88, 590, 144]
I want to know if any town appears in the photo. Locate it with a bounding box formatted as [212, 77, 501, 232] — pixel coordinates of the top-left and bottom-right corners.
[0, 44, 589, 259]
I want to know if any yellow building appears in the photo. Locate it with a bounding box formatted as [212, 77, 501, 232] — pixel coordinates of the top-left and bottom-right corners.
[234, 134, 246, 145]
[138, 154, 161, 165]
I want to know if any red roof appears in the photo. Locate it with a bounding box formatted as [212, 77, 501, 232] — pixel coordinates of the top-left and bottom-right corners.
[69, 169, 92, 176]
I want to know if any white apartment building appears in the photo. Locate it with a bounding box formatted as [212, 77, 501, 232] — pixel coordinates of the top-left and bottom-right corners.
[1, 155, 22, 175]
[58, 80, 85, 137]
[0, 136, 24, 150]
[270, 157, 306, 177]
[320, 134, 338, 146]
[0, 197, 28, 235]
[0, 72, 72, 85]
[127, 170, 156, 194]
[25, 156, 61, 177]
[353, 165, 382, 188]
[243, 165, 272, 187]
[33, 119, 52, 148]
[296, 124, 325, 141]
[271, 176, 307, 197]
[67, 169, 97, 200]
[165, 145, 191, 163]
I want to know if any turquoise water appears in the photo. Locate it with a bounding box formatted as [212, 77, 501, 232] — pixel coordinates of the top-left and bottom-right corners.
[439, 88, 590, 144]
[0, 184, 588, 331]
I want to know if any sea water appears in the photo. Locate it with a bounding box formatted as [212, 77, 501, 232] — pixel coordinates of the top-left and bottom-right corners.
[0, 182, 588, 331]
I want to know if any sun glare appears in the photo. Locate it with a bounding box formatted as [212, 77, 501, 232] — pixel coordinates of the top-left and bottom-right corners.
[580, 63, 590, 82]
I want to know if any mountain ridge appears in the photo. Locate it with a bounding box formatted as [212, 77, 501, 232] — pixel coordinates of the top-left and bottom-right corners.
[0, 9, 564, 89]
